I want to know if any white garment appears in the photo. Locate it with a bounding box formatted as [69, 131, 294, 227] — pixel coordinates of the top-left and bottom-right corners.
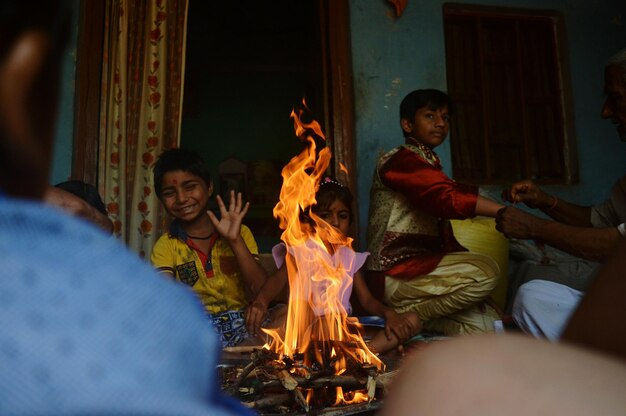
[513, 279, 584, 341]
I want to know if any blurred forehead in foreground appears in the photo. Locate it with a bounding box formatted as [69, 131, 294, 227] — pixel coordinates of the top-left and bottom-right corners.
[0, 0, 70, 199]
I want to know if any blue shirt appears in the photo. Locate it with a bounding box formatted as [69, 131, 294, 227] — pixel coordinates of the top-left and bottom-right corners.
[0, 193, 249, 415]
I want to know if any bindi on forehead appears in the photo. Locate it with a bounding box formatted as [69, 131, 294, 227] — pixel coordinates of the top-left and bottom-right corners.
[172, 179, 178, 185]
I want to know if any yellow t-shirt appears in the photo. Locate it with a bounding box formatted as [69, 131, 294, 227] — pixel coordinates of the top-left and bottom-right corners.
[151, 225, 259, 314]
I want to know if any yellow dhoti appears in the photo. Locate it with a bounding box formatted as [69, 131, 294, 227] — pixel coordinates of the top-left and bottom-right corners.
[384, 252, 500, 335]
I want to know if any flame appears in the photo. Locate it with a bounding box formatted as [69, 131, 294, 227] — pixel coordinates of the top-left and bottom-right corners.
[263, 101, 382, 406]
[339, 162, 349, 175]
[334, 387, 370, 406]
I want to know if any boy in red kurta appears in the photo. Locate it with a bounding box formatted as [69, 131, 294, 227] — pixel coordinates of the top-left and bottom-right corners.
[366, 89, 504, 335]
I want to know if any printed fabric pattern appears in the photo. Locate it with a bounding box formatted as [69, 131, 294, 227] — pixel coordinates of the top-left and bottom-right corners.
[151, 223, 259, 315]
[366, 144, 477, 277]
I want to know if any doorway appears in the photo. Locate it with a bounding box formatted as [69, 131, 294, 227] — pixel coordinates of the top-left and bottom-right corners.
[181, 0, 355, 251]
[72, 0, 356, 252]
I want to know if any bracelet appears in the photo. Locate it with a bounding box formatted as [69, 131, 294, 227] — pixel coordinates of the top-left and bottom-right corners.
[545, 196, 558, 212]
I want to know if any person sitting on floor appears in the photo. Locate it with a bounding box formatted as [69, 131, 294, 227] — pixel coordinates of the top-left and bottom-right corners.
[382, 239, 626, 416]
[365, 89, 504, 336]
[496, 47, 626, 341]
[150, 148, 268, 348]
[246, 177, 420, 354]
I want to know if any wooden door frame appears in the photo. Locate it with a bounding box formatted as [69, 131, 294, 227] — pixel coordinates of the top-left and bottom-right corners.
[72, 0, 105, 186]
[320, 0, 357, 193]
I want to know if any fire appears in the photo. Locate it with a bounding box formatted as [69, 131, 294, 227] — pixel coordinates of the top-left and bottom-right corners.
[262, 101, 383, 406]
[335, 387, 370, 406]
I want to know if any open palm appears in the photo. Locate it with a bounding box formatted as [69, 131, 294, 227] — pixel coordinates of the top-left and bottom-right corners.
[207, 190, 250, 242]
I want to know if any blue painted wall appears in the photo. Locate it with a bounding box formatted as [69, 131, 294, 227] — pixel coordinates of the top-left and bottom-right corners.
[350, 0, 626, 247]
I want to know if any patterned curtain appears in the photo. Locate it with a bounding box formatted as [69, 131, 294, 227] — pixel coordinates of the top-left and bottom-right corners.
[98, 0, 188, 257]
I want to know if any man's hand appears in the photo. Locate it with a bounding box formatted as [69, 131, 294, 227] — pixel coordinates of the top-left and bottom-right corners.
[495, 206, 545, 239]
[501, 180, 553, 209]
[207, 190, 250, 242]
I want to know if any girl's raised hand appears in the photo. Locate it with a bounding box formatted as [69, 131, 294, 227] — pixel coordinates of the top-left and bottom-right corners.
[207, 190, 250, 242]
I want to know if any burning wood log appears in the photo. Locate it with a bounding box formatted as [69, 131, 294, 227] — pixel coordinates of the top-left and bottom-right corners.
[226, 348, 278, 395]
[293, 388, 309, 412]
[278, 369, 298, 391]
[367, 375, 376, 402]
[222, 345, 264, 354]
[375, 368, 401, 394]
[242, 393, 290, 410]
[261, 374, 382, 391]
[229, 366, 383, 393]
[221, 103, 390, 414]
[220, 338, 389, 413]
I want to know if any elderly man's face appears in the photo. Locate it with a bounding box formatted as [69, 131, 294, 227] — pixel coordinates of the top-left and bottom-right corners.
[602, 64, 626, 141]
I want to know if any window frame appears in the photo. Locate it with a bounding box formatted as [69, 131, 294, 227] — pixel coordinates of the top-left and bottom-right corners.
[443, 3, 578, 185]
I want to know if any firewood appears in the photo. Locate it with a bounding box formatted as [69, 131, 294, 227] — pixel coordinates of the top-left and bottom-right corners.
[246, 373, 383, 394]
[367, 375, 376, 402]
[223, 345, 264, 354]
[227, 348, 278, 394]
[375, 368, 400, 394]
[242, 393, 290, 409]
[278, 369, 298, 390]
[223, 343, 387, 412]
[293, 388, 310, 412]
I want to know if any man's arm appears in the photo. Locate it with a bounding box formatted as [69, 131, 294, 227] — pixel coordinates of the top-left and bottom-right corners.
[540, 196, 593, 227]
[496, 206, 621, 262]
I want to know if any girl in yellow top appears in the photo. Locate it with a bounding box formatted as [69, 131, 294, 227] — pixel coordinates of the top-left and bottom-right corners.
[151, 149, 267, 347]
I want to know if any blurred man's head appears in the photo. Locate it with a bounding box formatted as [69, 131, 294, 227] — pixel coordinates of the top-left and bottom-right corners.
[0, 1, 69, 199]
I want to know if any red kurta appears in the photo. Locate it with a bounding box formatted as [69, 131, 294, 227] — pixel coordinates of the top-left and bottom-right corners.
[366, 144, 478, 280]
